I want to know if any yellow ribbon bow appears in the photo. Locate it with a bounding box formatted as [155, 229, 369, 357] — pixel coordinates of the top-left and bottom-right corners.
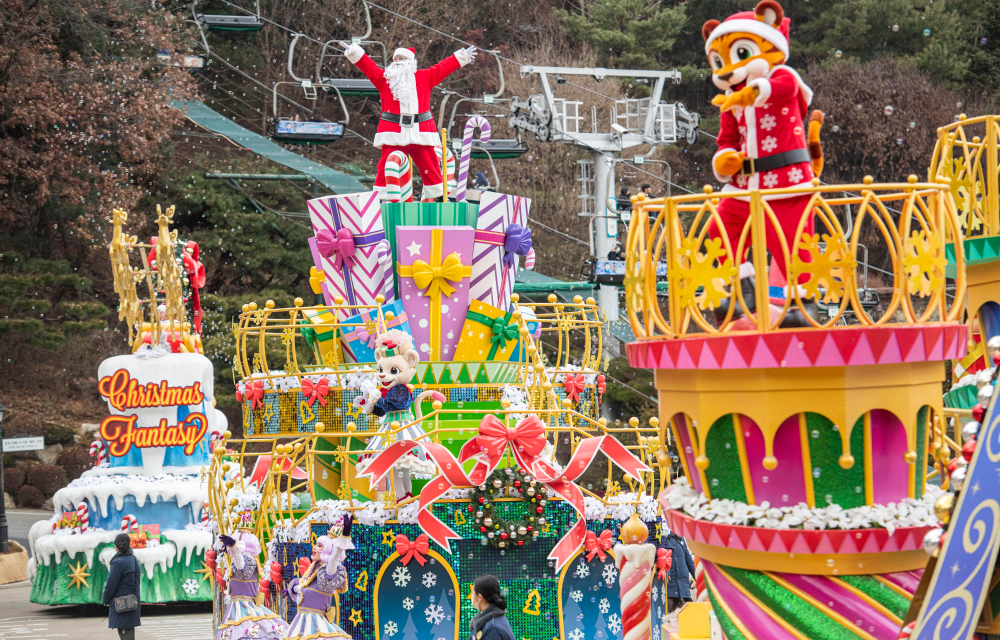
[410, 253, 466, 299]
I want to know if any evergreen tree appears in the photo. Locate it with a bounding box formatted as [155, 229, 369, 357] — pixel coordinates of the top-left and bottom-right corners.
[563, 591, 585, 637]
[595, 610, 609, 640]
[554, 0, 687, 69]
[402, 613, 419, 640]
[429, 587, 455, 640]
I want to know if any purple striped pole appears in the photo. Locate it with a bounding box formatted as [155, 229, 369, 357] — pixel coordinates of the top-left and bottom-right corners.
[454, 115, 491, 202]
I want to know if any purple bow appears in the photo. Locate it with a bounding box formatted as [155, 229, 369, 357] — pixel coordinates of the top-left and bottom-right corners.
[316, 228, 357, 273]
[502, 224, 532, 268]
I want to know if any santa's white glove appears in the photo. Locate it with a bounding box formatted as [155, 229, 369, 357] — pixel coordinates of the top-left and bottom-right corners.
[455, 45, 478, 67]
[340, 41, 365, 64]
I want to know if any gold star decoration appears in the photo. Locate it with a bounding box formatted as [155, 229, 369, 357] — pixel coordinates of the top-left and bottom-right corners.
[349, 609, 363, 627]
[194, 561, 214, 585]
[381, 530, 396, 546]
[68, 561, 91, 590]
[541, 521, 551, 534]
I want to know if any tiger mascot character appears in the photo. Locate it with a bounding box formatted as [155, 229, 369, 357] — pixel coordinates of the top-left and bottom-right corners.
[703, 0, 823, 326]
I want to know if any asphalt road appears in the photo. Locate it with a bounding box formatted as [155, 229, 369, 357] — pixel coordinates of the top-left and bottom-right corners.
[5, 509, 51, 551]
[0, 582, 214, 640]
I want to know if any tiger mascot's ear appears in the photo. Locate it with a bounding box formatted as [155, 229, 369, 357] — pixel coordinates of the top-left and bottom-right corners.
[754, 1, 784, 29]
[701, 19, 720, 42]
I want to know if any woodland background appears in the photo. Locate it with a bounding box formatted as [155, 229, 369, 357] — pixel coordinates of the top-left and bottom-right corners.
[0, 0, 996, 505]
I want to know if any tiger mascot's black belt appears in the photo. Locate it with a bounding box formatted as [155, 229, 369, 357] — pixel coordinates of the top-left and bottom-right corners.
[741, 148, 811, 176]
[380, 111, 434, 126]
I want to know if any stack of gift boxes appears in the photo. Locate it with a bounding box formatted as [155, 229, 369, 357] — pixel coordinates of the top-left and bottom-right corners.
[304, 189, 538, 372]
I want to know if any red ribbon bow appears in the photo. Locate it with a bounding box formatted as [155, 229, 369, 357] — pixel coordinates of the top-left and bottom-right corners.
[473, 414, 548, 462]
[297, 556, 312, 578]
[395, 533, 429, 566]
[656, 547, 673, 579]
[301, 378, 330, 407]
[317, 228, 357, 273]
[597, 375, 606, 403]
[584, 530, 613, 562]
[244, 381, 264, 410]
[269, 561, 284, 585]
[563, 373, 587, 403]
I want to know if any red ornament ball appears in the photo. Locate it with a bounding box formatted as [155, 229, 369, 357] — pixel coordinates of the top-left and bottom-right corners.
[467, 505, 473, 512]
[973, 404, 987, 422]
[517, 540, 524, 546]
[962, 439, 977, 462]
[500, 532, 508, 540]
[536, 506, 544, 514]
[514, 480, 521, 488]
[948, 458, 961, 474]
[480, 526, 487, 533]
[478, 496, 484, 503]
[526, 526, 533, 532]
[994, 352, 1000, 366]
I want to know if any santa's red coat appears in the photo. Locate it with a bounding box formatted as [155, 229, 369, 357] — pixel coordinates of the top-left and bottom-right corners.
[347, 49, 470, 148]
[713, 65, 814, 196]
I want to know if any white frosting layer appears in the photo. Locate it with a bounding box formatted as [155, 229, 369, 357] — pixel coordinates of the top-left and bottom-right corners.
[98, 543, 176, 579]
[32, 528, 211, 575]
[53, 473, 207, 518]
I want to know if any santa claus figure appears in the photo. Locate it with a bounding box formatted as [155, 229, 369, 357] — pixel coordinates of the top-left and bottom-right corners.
[341, 42, 478, 200]
[702, 0, 823, 326]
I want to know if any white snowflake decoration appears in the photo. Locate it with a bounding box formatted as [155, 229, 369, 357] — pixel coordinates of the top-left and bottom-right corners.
[651, 584, 660, 603]
[653, 625, 661, 640]
[602, 563, 618, 586]
[402, 597, 414, 610]
[425, 603, 445, 625]
[761, 135, 778, 153]
[762, 171, 779, 188]
[599, 598, 610, 614]
[392, 566, 411, 587]
[573, 563, 590, 579]
[759, 114, 777, 131]
[734, 173, 748, 188]
[384, 621, 398, 637]
[568, 629, 585, 640]
[570, 590, 583, 603]
[608, 614, 622, 634]
[422, 572, 437, 588]
[181, 578, 200, 595]
[787, 167, 805, 183]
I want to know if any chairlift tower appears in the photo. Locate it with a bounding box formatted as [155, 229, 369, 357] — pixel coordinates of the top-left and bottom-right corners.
[511, 65, 699, 320]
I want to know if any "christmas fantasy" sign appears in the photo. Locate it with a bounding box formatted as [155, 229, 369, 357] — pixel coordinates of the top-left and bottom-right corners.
[99, 413, 208, 457]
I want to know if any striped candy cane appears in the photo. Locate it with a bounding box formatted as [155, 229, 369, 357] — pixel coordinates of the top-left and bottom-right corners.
[89, 440, 107, 468]
[433, 146, 457, 192]
[454, 116, 491, 202]
[76, 503, 89, 533]
[384, 151, 413, 203]
[523, 247, 536, 270]
[200, 506, 211, 526]
[121, 514, 138, 533]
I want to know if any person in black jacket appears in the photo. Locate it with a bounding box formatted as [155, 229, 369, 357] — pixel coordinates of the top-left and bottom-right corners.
[469, 575, 515, 640]
[663, 530, 697, 613]
[102, 533, 141, 640]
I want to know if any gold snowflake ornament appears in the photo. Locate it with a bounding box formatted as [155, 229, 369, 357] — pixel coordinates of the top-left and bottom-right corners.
[674, 237, 736, 311]
[793, 233, 854, 304]
[903, 229, 947, 298]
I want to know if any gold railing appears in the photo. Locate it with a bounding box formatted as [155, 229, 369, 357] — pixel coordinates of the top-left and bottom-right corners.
[928, 114, 1000, 238]
[625, 178, 966, 339]
[205, 410, 667, 544]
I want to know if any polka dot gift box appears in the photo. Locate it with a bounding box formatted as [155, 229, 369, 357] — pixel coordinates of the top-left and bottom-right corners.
[395, 226, 475, 361]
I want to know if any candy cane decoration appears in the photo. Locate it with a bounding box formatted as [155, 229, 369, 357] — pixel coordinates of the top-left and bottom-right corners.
[454, 116, 490, 202]
[615, 516, 656, 640]
[89, 440, 107, 468]
[524, 247, 536, 270]
[200, 506, 211, 526]
[121, 514, 138, 533]
[76, 503, 89, 533]
[384, 151, 413, 203]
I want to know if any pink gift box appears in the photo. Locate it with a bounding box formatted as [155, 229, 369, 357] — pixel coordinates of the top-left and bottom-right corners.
[395, 226, 476, 361]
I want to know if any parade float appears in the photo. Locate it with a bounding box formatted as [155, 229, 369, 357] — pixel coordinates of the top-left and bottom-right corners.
[27, 206, 223, 605]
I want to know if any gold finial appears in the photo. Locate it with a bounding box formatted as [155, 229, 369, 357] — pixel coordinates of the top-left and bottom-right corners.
[862, 176, 874, 185]
[695, 455, 710, 470]
[294, 297, 304, 307]
[838, 454, 855, 469]
[547, 294, 557, 303]
[248, 302, 258, 312]
[702, 185, 713, 194]
[376, 294, 385, 304]
[346, 422, 357, 432]
[907, 175, 918, 184]
[628, 417, 639, 428]
[620, 513, 649, 544]
[573, 295, 583, 303]
[648, 417, 659, 428]
[510, 294, 520, 303]
[265, 300, 275, 309]
[315, 421, 326, 433]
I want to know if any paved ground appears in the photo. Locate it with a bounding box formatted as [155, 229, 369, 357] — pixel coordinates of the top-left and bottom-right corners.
[6, 508, 51, 551]
[0, 582, 214, 640]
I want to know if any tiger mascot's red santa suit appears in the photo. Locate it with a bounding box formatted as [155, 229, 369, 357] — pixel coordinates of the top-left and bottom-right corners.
[341, 42, 477, 200]
[703, 0, 824, 325]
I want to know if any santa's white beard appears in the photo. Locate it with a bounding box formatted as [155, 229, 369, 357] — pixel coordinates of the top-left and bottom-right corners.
[383, 59, 418, 107]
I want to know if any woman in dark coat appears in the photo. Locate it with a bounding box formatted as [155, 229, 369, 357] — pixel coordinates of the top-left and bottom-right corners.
[102, 533, 141, 640]
[663, 530, 697, 613]
[469, 575, 515, 640]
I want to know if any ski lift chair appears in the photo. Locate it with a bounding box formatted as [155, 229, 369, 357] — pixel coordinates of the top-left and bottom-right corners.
[315, 2, 386, 98]
[192, 0, 264, 31]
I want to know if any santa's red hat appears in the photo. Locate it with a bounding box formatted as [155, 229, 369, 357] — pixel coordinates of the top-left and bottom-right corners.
[704, 4, 790, 60]
[393, 47, 416, 61]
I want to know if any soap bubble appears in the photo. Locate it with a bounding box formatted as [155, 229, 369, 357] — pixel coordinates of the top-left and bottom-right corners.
[855, 104, 863, 110]
[923, 28, 931, 36]
[896, 138, 904, 145]
[832, 125, 841, 133]
[834, 50, 843, 58]
[884, 105, 894, 116]
[891, 24, 899, 32]
[909, 121, 917, 129]
[982, 38, 988, 45]
[957, 102, 964, 109]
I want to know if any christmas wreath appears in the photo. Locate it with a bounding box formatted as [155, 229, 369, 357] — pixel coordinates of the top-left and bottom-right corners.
[468, 467, 548, 549]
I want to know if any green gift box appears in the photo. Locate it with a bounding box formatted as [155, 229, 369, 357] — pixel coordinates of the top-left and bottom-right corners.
[380, 201, 479, 295]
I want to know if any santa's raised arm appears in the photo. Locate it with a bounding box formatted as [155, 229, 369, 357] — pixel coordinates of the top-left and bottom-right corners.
[341, 43, 477, 200]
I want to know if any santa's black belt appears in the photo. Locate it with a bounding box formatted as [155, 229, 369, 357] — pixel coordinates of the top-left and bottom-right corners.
[740, 148, 811, 176]
[380, 111, 434, 126]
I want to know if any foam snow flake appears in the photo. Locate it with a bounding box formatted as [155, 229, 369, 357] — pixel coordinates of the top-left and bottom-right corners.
[181, 578, 200, 595]
[761, 136, 778, 153]
[392, 566, 411, 587]
[570, 590, 583, 603]
[384, 621, 398, 637]
[568, 630, 585, 640]
[608, 614, 622, 634]
[599, 598, 610, 614]
[602, 564, 618, 586]
[402, 597, 414, 610]
[425, 603, 445, 625]
[573, 563, 590, 578]
[760, 114, 777, 131]
[422, 572, 437, 588]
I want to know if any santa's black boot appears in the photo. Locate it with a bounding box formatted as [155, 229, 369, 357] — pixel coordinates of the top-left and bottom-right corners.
[714, 275, 757, 325]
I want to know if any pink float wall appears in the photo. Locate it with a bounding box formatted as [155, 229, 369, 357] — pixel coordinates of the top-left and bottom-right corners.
[672, 414, 704, 494]
[869, 409, 909, 504]
[741, 414, 808, 506]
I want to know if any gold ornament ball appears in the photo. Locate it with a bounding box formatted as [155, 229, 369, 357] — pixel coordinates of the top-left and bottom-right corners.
[225, 480, 234, 490]
[248, 302, 258, 312]
[573, 295, 583, 304]
[294, 297, 304, 307]
[265, 300, 275, 309]
[695, 455, 710, 470]
[934, 493, 955, 523]
[222, 462, 231, 472]
[649, 417, 659, 428]
[376, 294, 385, 304]
[432, 400, 443, 411]
[762, 456, 778, 470]
[629, 417, 640, 428]
[241, 304, 249, 313]
[510, 294, 520, 304]
[223, 430, 232, 440]
[903, 451, 917, 464]
[547, 294, 557, 304]
[346, 422, 357, 432]
[214, 446, 227, 456]
[935, 446, 951, 462]
[838, 454, 855, 469]
[500, 399, 511, 409]
[315, 422, 326, 433]
[656, 450, 671, 467]
[229, 497, 239, 507]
